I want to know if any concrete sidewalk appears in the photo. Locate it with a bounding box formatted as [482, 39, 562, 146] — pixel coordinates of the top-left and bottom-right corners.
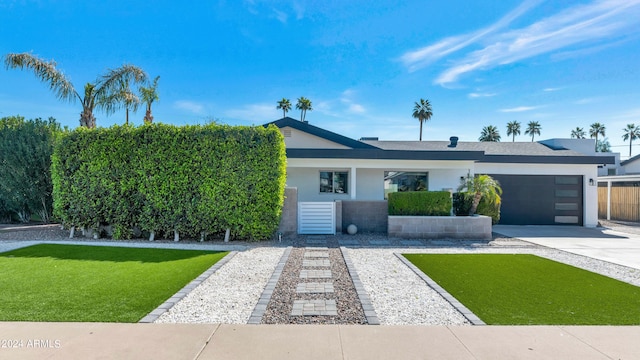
[493, 225, 640, 270]
[1, 322, 638, 360]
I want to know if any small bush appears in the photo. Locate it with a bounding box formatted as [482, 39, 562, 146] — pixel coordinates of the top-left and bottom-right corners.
[452, 192, 501, 224]
[388, 191, 451, 216]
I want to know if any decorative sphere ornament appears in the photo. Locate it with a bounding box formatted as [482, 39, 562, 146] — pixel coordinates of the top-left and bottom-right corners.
[347, 224, 358, 235]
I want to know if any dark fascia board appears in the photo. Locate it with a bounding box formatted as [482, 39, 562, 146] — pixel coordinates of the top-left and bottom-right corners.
[264, 117, 378, 149]
[621, 153, 640, 166]
[479, 154, 616, 165]
[286, 148, 484, 161]
[287, 149, 615, 164]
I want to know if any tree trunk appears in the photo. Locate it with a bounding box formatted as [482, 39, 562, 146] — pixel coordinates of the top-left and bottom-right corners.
[469, 192, 482, 215]
[80, 110, 96, 128]
[144, 109, 153, 124]
[419, 120, 423, 141]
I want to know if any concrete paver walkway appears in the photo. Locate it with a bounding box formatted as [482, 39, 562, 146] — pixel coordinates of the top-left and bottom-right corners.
[1, 322, 639, 360]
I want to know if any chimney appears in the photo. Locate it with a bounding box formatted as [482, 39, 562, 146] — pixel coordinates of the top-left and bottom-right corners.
[448, 136, 459, 148]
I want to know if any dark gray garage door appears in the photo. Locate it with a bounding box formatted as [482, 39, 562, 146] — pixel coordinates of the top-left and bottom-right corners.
[489, 174, 583, 225]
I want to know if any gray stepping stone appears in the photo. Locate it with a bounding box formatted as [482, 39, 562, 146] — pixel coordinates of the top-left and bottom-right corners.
[299, 269, 332, 279]
[304, 251, 329, 258]
[296, 282, 334, 293]
[303, 259, 331, 267]
[291, 300, 337, 316]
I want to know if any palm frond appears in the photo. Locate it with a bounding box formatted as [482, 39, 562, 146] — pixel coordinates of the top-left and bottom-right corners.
[4, 52, 78, 103]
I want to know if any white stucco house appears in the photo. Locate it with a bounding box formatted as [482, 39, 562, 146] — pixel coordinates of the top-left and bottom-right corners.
[267, 117, 615, 234]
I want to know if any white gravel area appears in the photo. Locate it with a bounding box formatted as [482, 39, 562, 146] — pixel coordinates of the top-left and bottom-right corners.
[346, 246, 640, 326]
[155, 247, 285, 324]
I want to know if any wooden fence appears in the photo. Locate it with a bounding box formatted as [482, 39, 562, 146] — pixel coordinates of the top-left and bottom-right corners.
[598, 186, 640, 222]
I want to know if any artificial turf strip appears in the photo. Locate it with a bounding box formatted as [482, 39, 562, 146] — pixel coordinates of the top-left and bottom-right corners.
[403, 254, 640, 325]
[0, 244, 228, 322]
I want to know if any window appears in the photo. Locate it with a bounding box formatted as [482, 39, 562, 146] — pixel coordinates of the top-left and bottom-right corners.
[384, 171, 428, 199]
[320, 171, 348, 194]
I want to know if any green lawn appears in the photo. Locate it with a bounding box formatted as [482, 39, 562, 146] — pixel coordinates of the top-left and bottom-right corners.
[403, 254, 640, 325]
[0, 244, 228, 322]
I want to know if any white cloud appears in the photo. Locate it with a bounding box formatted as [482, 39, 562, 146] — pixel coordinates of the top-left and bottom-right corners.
[574, 97, 600, 105]
[468, 92, 497, 98]
[500, 106, 540, 113]
[272, 8, 288, 23]
[340, 89, 367, 114]
[401, 1, 640, 85]
[174, 100, 206, 115]
[543, 87, 562, 92]
[399, 0, 542, 72]
[224, 103, 279, 122]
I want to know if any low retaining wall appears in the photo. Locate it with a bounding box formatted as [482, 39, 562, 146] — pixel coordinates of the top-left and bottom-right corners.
[388, 215, 492, 240]
[341, 200, 388, 233]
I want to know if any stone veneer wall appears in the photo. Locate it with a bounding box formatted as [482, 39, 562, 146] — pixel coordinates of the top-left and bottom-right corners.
[341, 200, 388, 233]
[388, 215, 491, 240]
[277, 187, 298, 236]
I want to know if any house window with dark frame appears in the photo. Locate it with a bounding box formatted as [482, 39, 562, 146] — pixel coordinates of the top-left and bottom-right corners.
[384, 171, 428, 199]
[320, 171, 349, 194]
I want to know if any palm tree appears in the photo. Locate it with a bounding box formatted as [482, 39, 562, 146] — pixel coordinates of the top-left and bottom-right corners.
[296, 97, 312, 122]
[105, 77, 140, 125]
[458, 174, 502, 216]
[506, 121, 520, 142]
[570, 127, 586, 139]
[597, 138, 611, 152]
[479, 125, 501, 142]
[412, 98, 433, 141]
[622, 124, 640, 157]
[139, 76, 160, 124]
[589, 123, 606, 152]
[524, 121, 541, 142]
[276, 98, 292, 118]
[4, 52, 147, 128]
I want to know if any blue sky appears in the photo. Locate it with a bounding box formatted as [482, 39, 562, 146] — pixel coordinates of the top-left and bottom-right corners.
[1, 0, 640, 157]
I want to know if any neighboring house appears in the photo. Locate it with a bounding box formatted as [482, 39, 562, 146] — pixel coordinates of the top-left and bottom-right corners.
[620, 154, 640, 175]
[538, 138, 620, 176]
[267, 117, 614, 233]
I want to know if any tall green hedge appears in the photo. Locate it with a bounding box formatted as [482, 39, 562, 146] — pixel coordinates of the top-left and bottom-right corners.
[0, 116, 62, 223]
[52, 123, 286, 240]
[452, 192, 501, 224]
[388, 191, 452, 216]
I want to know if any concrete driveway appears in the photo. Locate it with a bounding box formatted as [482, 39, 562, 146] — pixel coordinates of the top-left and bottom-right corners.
[493, 225, 640, 270]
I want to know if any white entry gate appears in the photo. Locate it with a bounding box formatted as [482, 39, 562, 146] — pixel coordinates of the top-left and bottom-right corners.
[297, 202, 336, 235]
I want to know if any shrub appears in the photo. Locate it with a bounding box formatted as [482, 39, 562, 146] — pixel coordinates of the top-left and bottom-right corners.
[452, 192, 501, 224]
[52, 123, 286, 241]
[388, 191, 451, 216]
[0, 116, 62, 223]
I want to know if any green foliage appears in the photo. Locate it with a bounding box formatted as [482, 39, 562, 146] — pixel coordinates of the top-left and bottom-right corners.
[388, 191, 451, 216]
[0, 244, 228, 322]
[52, 123, 286, 240]
[404, 254, 640, 325]
[0, 116, 62, 223]
[452, 192, 501, 224]
[457, 174, 502, 216]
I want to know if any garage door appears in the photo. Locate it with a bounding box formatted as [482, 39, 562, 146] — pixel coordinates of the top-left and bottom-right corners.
[489, 175, 583, 225]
